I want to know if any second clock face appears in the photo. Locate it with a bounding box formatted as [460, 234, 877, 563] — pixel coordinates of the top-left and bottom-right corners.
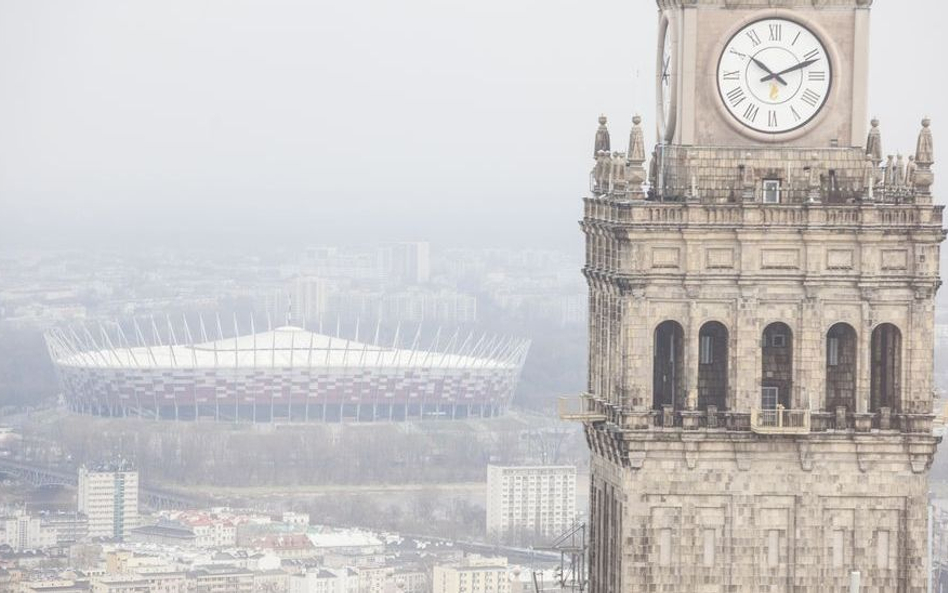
[716, 17, 832, 135]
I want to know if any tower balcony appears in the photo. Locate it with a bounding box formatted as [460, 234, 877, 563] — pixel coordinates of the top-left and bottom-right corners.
[563, 394, 938, 436]
[750, 406, 810, 435]
[583, 197, 944, 232]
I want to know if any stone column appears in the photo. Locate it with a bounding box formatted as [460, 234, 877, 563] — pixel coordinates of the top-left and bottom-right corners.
[857, 301, 873, 414]
[734, 295, 760, 411]
[798, 296, 823, 411]
[626, 290, 651, 411]
[684, 295, 700, 410]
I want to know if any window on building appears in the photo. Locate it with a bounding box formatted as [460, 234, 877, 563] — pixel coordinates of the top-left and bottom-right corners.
[699, 334, 713, 365]
[827, 336, 839, 367]
[761, 386, 779, 411]
[763, 179, 781, 204]
[771, 333, 786, 348]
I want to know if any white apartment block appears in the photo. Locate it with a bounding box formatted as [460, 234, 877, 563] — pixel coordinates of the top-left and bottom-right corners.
[78, 463, 139, 540]
[432, 556, 509, 593]
[0, 511, 57, 550]
[486, 465, 576, 540]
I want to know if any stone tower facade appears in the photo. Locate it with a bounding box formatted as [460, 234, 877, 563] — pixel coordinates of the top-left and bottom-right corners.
[578, 1, 945, 591]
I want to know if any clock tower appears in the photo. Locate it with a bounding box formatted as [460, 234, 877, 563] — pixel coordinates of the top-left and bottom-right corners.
[576, 0, 944, 591]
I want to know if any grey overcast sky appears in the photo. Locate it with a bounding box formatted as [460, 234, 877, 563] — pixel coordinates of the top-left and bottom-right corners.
[0, 0, 943, 250]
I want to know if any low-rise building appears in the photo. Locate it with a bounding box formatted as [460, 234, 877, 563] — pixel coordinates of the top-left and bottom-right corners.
[433, 556, 509, 593]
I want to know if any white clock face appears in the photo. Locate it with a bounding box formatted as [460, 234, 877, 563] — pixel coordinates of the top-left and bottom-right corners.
[717, 18, 832, 134]
[661, 24, 673, 128]
[658, 17, 677, 141]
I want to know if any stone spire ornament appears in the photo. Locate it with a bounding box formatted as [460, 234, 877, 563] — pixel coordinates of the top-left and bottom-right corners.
[916, 117, 934, 166]
[594, 115, 611, 159]
[906, 155, 918, 189]
[866, 118, 884, 184]
[627, 115, 646, 163]
[594, 150, 611, 193]
[863, 154, 876, 199]
[626, 115, 647, 197]
[883, 155, 895, 188]
[914, 118, 935, 198]
[894, 154, 905, 189]
[866, 118, 883, 164]
[611, 151, 628, 192]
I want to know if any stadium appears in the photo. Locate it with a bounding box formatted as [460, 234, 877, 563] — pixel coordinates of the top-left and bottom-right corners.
[44, 318, 529, 423]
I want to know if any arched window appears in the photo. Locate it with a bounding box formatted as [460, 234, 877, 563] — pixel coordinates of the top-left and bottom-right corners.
[870, 324, 902, 412]
[761, 322, 793, 410]
[825, 323, 857, 412]
[653, 321, 685, 410]
[697, 322, 728, 411]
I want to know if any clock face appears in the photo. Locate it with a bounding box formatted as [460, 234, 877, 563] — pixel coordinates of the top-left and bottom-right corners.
[658, 17, 677, 141]
[716, 17, 832, 135]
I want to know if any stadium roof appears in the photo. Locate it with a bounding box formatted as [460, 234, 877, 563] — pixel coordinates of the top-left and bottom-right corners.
[49, 325, 527, 371]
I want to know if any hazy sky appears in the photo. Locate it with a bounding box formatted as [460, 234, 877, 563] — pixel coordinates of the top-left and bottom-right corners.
[0, 0, 943, 250]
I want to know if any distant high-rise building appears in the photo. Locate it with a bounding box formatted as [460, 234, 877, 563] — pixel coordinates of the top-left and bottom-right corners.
[290, 276, 333, 323]
[432, 556, 510, 593]
[486, 465, 576, 541]
[379, 242, 430, 284]
[77, 462, 139, 540]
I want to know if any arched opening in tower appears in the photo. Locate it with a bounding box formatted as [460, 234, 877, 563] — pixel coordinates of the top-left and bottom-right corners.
[761, 322, 793, 410]
[825, 323, 858, 412]
[871, 323, 902, 412]
[697, 321, 728, 411]
[653, 320, 685, 410]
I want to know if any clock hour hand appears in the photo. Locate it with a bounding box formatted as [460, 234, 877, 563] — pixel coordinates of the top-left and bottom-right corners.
[750, 57, 787, 86]
[760, 58, 820, 83]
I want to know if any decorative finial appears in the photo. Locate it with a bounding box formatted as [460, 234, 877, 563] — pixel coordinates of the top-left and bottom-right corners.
[625, 116, 647, 198]
[866, 117, 883, 166]
[915, 118, 935, 198]
[917, 117, 934, 165]
[594, 115, 611, 159]
[906, 155, 917, 190]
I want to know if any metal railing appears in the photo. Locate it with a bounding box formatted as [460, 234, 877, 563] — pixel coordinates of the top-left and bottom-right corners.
[751, 406, 811, 435]
[557, 395, 607, 423]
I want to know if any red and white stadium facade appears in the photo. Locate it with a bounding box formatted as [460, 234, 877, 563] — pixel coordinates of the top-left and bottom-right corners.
[45, 319, 529, 423]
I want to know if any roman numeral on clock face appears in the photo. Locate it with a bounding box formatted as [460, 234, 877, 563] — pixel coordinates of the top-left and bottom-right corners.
[790, 105, 802, 122]
[803, 49, 820, 61]
[768, 111, 778, 128]
[726, 87, 746, 107]
[801, 89, 821, 107]
[808, 71, 826, 81]
[743, 103, 760, 123]
[769, 24, 782, 42]
[746, 30, 762, 46]
[722, 71, 740, 81]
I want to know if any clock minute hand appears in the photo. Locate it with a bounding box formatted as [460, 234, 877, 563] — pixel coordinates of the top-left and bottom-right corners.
[760, 58, 820, 83]
[750, 57, 787, 86]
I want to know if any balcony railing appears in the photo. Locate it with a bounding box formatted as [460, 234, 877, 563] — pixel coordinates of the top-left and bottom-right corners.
[557, 395, 607, 423]
[750, 407, 811, 435]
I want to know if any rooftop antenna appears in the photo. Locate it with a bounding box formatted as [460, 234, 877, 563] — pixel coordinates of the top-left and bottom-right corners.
[286, 293, 293, 327]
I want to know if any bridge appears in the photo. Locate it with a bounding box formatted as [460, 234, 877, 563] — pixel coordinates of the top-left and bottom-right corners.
[0, 458, 205, 511]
